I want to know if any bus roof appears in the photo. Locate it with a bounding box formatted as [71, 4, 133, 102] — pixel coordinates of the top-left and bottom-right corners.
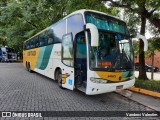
[24, 29, 46, 43]
[24, 9, 124, 43]
[63, 9, 122, 22]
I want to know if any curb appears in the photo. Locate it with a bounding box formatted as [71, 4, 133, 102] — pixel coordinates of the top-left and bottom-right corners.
[128, 87, 160, 98]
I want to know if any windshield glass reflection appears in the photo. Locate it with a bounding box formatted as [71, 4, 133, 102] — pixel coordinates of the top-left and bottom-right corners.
[89, 31, 134, 71]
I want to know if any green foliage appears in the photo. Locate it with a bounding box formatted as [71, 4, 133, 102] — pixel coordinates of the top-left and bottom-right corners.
[150, 37, 160, 51]
[65, 0, 118, 16]
[145, 37, 160, 57]
[124, 12, 139, 35]
[103, 0, 160, 32]
[135, 79, 160, 92]
[133, 37, 160, 58]
[133, 41, 139, 57]
[0, 0, 118, 53]
[103, 0, 160, 80]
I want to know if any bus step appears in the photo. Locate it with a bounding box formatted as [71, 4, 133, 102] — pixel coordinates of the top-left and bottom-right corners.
[82, 81, 87, 88]
[77, 86, 86, 93]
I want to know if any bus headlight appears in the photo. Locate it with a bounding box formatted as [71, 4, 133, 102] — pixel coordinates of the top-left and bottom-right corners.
[90, 77, 108, 84]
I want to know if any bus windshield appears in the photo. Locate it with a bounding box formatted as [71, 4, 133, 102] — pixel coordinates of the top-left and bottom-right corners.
[85, 11, 128, 34]
[85, 12, 133, 71]
[6, 48, 15, 53]
[89, 31, 133, 71]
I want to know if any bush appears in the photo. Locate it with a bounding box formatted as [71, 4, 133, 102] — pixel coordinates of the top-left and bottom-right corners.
[135, 79, 160, 92]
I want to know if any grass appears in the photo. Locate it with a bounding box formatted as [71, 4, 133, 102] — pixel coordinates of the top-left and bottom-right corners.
[16, 59, 23, 62]
[135, 79, 160, 92]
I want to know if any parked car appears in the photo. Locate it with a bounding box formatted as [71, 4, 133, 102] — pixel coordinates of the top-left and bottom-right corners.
[135, 62, 159, 72]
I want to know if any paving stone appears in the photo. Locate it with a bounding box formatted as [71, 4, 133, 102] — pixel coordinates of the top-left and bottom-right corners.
[0, 63, 159, 120]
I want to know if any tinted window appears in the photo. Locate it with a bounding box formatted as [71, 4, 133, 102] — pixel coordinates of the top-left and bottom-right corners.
[39, 32, 47, 47]
[68, 14, 84, 37]
[85, 12, 128, 34]
[52, 20, 66, 43]
[23, 43, 27, 50]
[30, 39, 35, 49]
[75, 32, 86, 59]
[0, 48, 2, 56]
[26, 41, 30, 49]
[62, 33, 74, 67]
[6, 48, 15, 52]
[35, 36, 39, 48]
[46, 29, 54, 45]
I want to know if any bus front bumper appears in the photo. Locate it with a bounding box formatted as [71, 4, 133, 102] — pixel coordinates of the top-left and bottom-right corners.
[86, 78, 135, 95]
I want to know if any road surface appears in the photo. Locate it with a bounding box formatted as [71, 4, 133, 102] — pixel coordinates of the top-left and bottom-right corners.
[0, 63, 159, 120]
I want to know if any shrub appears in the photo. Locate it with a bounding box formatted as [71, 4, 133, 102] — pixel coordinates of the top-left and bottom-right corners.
[135, 79, 160, 92]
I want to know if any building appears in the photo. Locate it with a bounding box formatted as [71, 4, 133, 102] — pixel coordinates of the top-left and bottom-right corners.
[145, 50, 160, 68]
[135, 50, 160, 68]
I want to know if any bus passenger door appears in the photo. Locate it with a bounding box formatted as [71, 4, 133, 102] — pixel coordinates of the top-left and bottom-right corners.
[74, 32, 87, 89]
[61, 33, 75, 90]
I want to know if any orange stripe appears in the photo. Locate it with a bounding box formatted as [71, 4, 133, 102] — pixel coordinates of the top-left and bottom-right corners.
[129, 87, 160, 98]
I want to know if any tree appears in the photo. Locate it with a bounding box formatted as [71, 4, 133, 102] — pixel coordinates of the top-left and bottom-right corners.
[147, 37, 160, 79]
[0, 0, 68, 52]
[103, 0, 160, 80]
[65, 0, 118, 15]
[103, 0, 160, 32]
[1, 0, 118, 54]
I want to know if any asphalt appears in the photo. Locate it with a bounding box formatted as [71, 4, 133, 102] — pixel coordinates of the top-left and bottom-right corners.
[117, 90, 160, 111]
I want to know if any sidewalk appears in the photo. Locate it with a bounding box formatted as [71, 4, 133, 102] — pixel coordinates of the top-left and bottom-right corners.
[135, 71, 160, 81]
[116, 89, 160, 111]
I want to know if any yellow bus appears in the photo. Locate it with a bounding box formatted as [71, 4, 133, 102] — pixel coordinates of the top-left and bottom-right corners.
[23, 9, 147, 95]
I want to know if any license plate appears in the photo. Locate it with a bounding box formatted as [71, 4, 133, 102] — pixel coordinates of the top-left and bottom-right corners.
[116, 85, 123, 90]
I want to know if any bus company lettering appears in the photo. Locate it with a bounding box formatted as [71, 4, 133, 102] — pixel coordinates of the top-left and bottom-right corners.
[108, 75, 116, 78]
[27, 51, 36, 56]
[54, 51, 61, 56]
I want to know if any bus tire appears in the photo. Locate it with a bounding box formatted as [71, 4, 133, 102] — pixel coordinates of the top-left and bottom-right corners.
[26, 62, 29, 71]
[27, 62, 32, 73]
[55, 69, 63, 89]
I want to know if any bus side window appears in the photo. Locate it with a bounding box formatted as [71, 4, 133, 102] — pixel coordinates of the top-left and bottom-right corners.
[62, 33, 74, 67]
[0, 48, 2, 56]
[52, 20, 66, 43]
[46, 29, 54, 45]
[26, 41, 30, 49]
[68, 14, 84, 37]
[30, 39, 35, 49]
[76, 33, 86, 59]
[35, 36, 39, 48]
[39, 33, 46, 47]
[23, 43, 27, 50]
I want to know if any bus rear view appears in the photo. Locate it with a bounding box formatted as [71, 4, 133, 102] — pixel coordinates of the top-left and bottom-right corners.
[0, 47, 17, 62]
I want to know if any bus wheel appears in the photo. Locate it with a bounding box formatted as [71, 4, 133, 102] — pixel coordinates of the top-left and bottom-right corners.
[56, 69, 63, 88]
[27, 63, 32, 73]
[26, 62, 29, 71]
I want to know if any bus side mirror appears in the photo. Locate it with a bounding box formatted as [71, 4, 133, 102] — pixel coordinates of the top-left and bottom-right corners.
[85, 23, 99, 47]
[132, 34, 148, 51]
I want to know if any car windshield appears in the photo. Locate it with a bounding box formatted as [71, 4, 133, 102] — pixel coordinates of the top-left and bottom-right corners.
[6, 48, 15, 53]
[89, 31, 134, 71]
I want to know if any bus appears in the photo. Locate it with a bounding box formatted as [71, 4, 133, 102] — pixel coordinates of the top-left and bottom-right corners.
[23, 9, 147, 95]
[0, 46, 17, 62]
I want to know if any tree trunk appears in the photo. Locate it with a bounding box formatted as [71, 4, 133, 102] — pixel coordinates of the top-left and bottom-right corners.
[138, 15, 148, 80]
[151, 51, 154, 80]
